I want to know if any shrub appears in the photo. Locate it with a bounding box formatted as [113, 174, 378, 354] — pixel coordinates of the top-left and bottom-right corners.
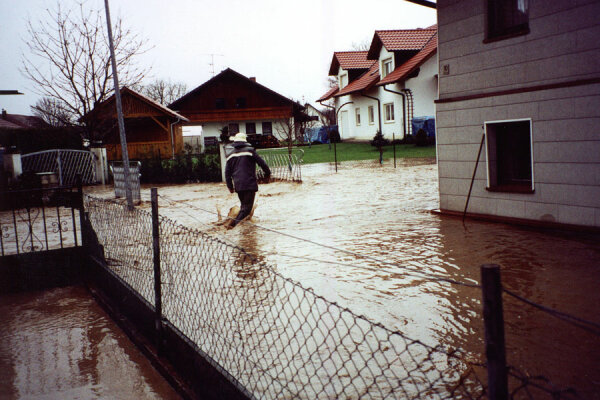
[139, 153, 221, 184]
[219, 126, 230, 143]
[329, 128, 341, 143]
[415, 129, 428, 147]
[370, 130, 389, 148]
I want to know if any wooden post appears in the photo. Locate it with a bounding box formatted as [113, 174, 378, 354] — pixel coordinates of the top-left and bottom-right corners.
[151, 188, 163, 352]
[481, 264, 509, 400]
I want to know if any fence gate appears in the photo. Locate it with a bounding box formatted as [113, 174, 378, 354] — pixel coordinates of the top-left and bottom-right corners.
[21, 149, 97, 185]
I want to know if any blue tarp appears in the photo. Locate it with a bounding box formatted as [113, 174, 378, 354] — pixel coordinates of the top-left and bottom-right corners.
[304, 125, 337, 144]
[411, 117, 435, 137]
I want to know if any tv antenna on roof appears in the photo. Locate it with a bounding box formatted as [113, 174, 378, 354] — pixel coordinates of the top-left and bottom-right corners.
[201, 53, 224, 77]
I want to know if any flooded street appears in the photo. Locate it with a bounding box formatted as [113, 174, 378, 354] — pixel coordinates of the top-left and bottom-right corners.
[87, 159, 600, 398]
[0, 286, 180, 399]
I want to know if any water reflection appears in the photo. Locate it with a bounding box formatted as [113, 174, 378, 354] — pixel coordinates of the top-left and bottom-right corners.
[0, 286, 180, 399]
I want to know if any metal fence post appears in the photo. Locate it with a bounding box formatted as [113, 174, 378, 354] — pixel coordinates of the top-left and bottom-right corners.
[76, 174, 84, 248]
[393, 132, 396, 168]
[151, 188, 163, 352]
[57, 150, 63, 186]
[334, 140, 338, 173]
[481, 264, 509, 400]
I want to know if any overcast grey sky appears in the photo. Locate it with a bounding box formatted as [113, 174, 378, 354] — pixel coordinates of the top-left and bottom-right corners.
[0, 0, 436, 115]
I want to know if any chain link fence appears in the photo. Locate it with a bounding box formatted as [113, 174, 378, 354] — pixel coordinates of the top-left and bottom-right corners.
[83, 194, 586, 400]
[84, 194, 487, 399]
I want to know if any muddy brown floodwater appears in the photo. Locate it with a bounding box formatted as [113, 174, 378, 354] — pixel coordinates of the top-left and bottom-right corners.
[87, 159, 600, 398]
[0, 286, 181, 399]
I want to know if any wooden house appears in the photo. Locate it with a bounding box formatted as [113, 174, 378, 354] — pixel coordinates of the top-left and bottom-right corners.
[436, 0, 600, 230]
[169, 68, 307, 147]
[86, 87, 189, 161]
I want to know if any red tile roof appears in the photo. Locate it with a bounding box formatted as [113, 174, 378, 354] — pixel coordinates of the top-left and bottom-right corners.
[328, 51, 376, 75]
[334, 63, 380, 97]
[317, 86, 339, 102]
[367, 28, 437, 59]
[378, 33, 438, 86]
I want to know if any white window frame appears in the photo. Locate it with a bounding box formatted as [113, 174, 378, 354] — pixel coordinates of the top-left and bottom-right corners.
[355, 108, 361, 126]
[382, 58, 393, 78]
[484, 118, 534, 192]
[368, 106, 374, 125]
[384, 103, 395, 123]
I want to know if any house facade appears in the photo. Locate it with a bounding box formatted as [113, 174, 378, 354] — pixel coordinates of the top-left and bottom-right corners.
[436, 0, 600, 229]
[169, 68, 306, 146]
[320, 27, 438, 141]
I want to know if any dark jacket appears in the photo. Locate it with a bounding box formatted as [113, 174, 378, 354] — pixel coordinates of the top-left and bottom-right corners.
[225, 141, 271, 192]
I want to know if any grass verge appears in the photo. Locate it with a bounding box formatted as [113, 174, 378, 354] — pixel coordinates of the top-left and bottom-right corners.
[259, 142, 436, 165]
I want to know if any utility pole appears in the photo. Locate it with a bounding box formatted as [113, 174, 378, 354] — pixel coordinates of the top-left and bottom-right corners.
[104, 0, 133, 210]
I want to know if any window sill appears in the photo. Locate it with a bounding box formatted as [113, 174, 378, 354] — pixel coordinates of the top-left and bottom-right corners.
[384, 120, 395, 124]
[486, 185, 534, 194]
[484, 27, 530, 44]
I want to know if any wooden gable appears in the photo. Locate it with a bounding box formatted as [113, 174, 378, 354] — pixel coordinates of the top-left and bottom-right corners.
[169, 68, 296, 123]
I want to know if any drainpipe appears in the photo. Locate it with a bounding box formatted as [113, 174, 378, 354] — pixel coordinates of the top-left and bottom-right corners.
[382, 86, 407, 140]
[169, 117, 182, 159]
[402, 89, 414, 136]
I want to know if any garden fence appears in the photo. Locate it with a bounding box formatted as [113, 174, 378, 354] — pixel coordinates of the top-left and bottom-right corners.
[82, 193, 584, 399]
[21, 149, 96, 185]
[257, 148, 303, 182]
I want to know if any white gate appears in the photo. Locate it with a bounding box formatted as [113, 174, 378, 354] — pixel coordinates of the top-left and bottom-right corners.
[21, 149, 97, 185]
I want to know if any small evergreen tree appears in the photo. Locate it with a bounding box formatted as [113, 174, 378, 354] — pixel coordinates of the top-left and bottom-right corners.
[415, 128, 428, 147]
[370, 130, 389, 148]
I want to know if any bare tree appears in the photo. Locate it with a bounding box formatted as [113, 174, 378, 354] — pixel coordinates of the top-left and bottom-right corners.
[21, 1, 150, 142]
[351, 38, 371, 51]
[31, 97, 73, 127]
[134, 79, 187, 105]
[274, 117, 297, 155]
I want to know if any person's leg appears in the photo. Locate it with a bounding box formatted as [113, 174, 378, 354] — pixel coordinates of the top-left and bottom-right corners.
[233, 190, 256, 226]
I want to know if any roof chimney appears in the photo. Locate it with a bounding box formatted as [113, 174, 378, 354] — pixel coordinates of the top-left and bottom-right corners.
[249, 77, 256, 82]
[1, 109, 6, 119]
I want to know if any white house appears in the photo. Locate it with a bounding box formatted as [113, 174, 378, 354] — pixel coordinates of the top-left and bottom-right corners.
[319, 27, 438, 141]
[436, 0, 600, 230]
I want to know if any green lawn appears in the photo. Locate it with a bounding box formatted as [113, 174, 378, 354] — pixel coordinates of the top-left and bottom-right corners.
[259, 142, 436, 165]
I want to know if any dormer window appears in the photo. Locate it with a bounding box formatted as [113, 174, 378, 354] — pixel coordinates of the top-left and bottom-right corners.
[340, 73, 348, 89]
[382, 58, 393, 78]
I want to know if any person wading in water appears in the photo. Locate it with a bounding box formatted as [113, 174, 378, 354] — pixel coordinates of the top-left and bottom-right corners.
[224, 132, 271, 228]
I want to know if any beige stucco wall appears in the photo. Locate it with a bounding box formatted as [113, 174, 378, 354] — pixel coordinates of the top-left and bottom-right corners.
[436, 0, 600, 228]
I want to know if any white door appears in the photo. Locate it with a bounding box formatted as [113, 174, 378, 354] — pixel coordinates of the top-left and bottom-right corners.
[340, 110, 349, 140]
